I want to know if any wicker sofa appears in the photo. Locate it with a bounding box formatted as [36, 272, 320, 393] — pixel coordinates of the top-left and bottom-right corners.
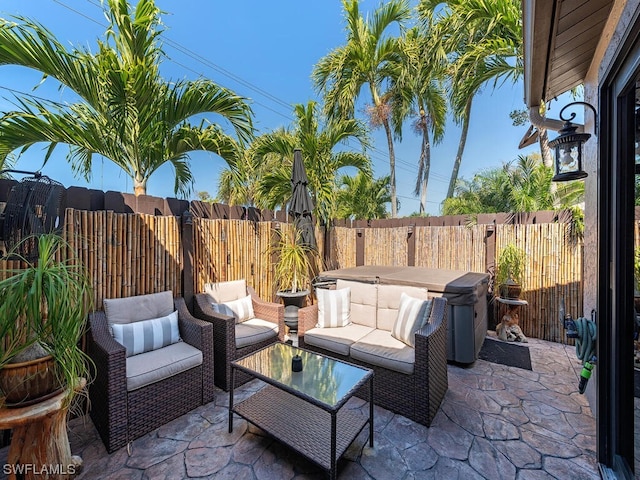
[193, 279, 285, 391]
[298, 280, 448, 427]
[87, 291, 215, 453]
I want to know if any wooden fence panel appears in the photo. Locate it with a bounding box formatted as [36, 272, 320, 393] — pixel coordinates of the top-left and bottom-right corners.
[63, 208, 182, 309]
[193, 218, 275, 302]
[331, 227, 357, 269]
[364, 227, 408, 266]
[495, 223, 583, 342]
[414, 225, 487, 272]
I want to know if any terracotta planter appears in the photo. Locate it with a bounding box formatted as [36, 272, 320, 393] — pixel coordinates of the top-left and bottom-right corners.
[499, 279, 522, 300]
[0, 355, 63, 407]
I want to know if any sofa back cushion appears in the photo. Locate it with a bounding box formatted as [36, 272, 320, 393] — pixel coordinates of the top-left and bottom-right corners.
[377, 284, 429, 331]
[104, 290, 175, 325]
[204, 279, 247, 303]
[336, 279, 377, 328]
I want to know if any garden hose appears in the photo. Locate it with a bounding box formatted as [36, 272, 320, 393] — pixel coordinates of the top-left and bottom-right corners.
[574, 316, 597, 363]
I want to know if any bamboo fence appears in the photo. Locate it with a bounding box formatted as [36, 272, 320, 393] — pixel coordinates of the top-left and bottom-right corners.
[414, 225, 487, 272]
[364, 227, 409, 266]
[192, 218, 276, 301]
[331, 227, 357, 269]
[62, 208, 182, 309]
[495, 223, 583, 342]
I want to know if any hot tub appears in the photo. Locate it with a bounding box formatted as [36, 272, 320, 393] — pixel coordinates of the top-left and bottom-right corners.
[316, 266, 489, 364]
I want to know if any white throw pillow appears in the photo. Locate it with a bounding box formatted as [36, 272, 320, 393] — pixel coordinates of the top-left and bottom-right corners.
[224, 294, 255, 323]
[391, 293, 430, 347]
[111, 310, 180, 357]
[317, 287, 351, 328]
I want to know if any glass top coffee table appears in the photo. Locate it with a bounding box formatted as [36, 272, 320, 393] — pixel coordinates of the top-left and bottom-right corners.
[229, 342, 374, 480]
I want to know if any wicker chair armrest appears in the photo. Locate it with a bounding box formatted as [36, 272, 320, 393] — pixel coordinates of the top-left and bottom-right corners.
[248, 286, 285, 341]
[297, 304, 318, 336]
[415, 297, 448, 348]
[87, 311, 127, 360]
[175, 297, 213, 350]
[193, 293, 236, 346]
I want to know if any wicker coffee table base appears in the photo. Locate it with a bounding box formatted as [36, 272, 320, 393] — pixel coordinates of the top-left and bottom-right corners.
[230, 379, 373, 479]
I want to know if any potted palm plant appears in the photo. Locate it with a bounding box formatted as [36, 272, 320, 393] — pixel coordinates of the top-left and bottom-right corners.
[273, 226, 317, 330]
[0, 233, 93, 408]
[495, 243, 527, 300]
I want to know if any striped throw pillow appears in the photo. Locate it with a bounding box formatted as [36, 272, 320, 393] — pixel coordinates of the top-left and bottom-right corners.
[223, 295, 254, 323]
[111, 310, 181, 357]
[317, 287, 351, 328]
[391, 293, 430, 347]
[211, 302, 235, 317]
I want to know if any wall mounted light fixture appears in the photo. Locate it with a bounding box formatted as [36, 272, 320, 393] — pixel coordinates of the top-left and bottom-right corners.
[548, 101, 597, 182]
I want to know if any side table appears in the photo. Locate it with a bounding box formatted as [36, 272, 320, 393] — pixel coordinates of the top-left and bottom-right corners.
[0, 378, 85, 480]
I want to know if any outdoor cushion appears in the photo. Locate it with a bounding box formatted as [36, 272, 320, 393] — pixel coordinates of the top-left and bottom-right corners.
[104, 290, 174, 325]
[223, 294, 255, 323]
[125, 341, 203, 391]
[303, 324, 374, 356]
[351, 329, 415, 375]
[336, 279, 377, 328]
[376, 284, 429, 331]
[211, 302, 235, 317]
[204, 279, 247, 303]
[391, 293, 429, 347]
[317, 287, 351, 328]
[111, 310, 181, 357]
[235, 318, 279, 348]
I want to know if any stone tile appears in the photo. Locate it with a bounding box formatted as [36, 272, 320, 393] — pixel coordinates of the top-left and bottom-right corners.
[401, 441, 439, 471]
[141, 452, 186, 479]
[252, 441, 296, 480]
[413, 457, 486, 479]
[359, 434, 406, 480]
[440, 400, 484, 436]
[564, 411, 596, 437]
[481, 413, 520, 440]
[543, 455, 601, 480]
[126, 436, 189, 469]
[468, 437, 516, 479]
[156, 411, 212, 442]
[516, 469, 556, 479]
[210, 463, 256, 480]
[530, 389, 583, 414]
[520, 429, 582, 458]
[380, 415, 428, 450]
[185, 446, 232, 477]
[189, 417, 247, 449]
[492, 439, 542, 469]
[232, 431, 273, 465]
[426, 414, 474, 460]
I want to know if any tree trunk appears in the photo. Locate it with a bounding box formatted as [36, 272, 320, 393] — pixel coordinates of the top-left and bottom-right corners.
[538, 127, 557, 199]
[382, 118, 398, 218]
[133, 177, 146, 196]
[447, 98, 473, 200]
[417, 118, 431, 215]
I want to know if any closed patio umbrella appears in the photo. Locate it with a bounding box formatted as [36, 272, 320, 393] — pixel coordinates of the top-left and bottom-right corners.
[289, 149, 316, 249]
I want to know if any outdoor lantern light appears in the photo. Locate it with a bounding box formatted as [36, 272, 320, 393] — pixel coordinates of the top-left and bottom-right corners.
[548, 101, 597, 182]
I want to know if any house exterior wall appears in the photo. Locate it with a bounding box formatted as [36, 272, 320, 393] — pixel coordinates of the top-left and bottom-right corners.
[583, 0, 638, 317]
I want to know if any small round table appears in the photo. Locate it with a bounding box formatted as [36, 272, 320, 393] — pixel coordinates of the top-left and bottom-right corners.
[0, 379, 85, 479]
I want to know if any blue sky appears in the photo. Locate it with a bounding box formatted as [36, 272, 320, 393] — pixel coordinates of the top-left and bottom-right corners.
[0, 0, 544, 216]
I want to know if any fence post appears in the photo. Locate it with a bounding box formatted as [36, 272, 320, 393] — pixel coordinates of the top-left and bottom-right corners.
[181, 210, 194, 309]
[355, 221, 365, 266]
[407, 222, 416, 266]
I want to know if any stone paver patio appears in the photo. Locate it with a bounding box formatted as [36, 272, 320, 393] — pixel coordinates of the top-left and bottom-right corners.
[0, 333, 599, 479]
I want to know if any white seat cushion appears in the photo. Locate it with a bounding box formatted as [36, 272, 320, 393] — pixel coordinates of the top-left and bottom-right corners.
[351, 329, 415, 375]
[126, 341, 203, 391]
[304, 324, 374, 356]
[235, 318, 278, 348]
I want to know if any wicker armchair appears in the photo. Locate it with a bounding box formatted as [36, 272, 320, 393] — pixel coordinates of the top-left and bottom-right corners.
[87, 291, 215, 453]
[193, 279, 285, 391]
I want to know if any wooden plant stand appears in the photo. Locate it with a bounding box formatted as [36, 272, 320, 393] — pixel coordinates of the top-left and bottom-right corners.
[0, 379, 85, 480]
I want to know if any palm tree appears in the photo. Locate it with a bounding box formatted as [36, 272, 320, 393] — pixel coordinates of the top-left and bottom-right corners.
[442, 154, 584, 215]
[335, 171, 391, 220]
[0, 0, 253, 197]
[390, 26, 447, 215]
[255, 100, 371, 225]
[419, 0, 522, 200]
[313, 0, 411, 218]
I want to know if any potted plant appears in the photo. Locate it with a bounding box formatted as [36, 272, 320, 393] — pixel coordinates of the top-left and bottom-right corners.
[495, 243, 527, 300]
[272, 226, 317, 330]
[0, 233, 93, 408]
